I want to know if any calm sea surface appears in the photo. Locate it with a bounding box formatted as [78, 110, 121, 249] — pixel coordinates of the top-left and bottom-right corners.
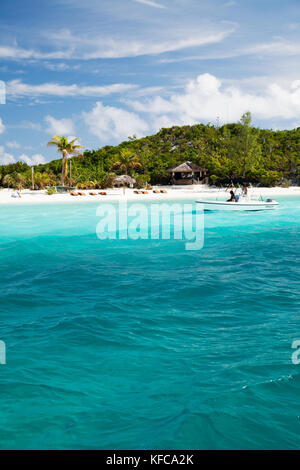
[0, 196, 299, 449]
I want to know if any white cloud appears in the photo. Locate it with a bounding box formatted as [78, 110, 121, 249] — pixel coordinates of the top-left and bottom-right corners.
[0, 80, 5, 104]
[50, 28, 234, 59]
[78, 74, 300, 145]
[82, 101, 149, 142]
[0, 45, 38, 60]
[133, 86, 165, 97]
[20, 154, 46, 166]
[0, 145, 46, 166]
[6, 141, 20, 149]
[134, 0, 166, 8]
[161, 38, 300, 63]
[246, 39, 300, 57]
[0, 45, 67, 60]
[0, 118, 5, 134]
[15, 121, 43, 131]
[7, 80, 137, 99]
[126, 73, 300, 126]
[45, 115, 75, 136]
[0, 21, 234, 61]
[42, 62, 81, 72]
[0, 146, 15, 164]
[288, 23, 300, 31]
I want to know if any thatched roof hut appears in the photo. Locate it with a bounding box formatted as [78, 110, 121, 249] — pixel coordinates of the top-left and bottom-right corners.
[113, 175, 136, 187]
[167, 161, 207, 185]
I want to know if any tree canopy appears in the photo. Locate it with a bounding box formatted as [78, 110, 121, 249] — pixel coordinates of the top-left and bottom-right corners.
[1, 114, 299, 189]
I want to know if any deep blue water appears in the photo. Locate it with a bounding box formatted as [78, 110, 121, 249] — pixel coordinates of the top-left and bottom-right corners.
[0, 196, 299, 450]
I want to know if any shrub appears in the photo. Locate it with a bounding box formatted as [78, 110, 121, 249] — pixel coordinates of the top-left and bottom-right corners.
[46, 187, 57, 195]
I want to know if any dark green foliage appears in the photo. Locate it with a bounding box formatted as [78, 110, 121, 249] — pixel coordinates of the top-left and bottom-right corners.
[1, 119, 299, 188]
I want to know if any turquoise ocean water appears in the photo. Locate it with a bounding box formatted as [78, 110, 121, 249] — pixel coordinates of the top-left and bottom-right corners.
[0, 196, 299, 450]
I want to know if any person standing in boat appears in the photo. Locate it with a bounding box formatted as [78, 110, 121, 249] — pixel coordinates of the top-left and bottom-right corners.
[241, 184, 249, 199]
[242, 184, 248, 195]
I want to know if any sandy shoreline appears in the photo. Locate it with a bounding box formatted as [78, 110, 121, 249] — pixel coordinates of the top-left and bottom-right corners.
[1, 186, 300, 205]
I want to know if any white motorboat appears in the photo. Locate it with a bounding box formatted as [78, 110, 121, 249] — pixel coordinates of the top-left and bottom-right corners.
[196, 196, 279, 211]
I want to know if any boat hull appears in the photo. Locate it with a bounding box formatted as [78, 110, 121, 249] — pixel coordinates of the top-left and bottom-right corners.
[196, 200, 279, 211]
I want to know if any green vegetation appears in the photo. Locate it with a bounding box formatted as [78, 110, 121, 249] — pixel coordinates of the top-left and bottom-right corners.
[1, 113, 299, 189]
[113, 148, 143, 175]
[47, 135, 84, 185]
[46, 186, 57, 195]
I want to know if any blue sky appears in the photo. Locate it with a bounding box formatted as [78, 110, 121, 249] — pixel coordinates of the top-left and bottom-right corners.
[0, 0, 300, 164]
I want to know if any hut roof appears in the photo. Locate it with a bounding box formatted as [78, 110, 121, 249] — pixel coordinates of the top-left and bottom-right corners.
[113, 175, 136, 185]
[167, 161, 207, 173]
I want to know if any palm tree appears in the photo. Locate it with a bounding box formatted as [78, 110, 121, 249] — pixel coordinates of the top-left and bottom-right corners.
[47, 136, 83, 186]
[2, 174, 14, 188]
[114, 148, 142, 175]
[2, 172, 29, 189]
[34, 172, 56, 189]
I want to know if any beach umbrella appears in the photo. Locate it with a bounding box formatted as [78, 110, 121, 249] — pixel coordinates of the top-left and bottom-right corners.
[113, 175, 136, 188]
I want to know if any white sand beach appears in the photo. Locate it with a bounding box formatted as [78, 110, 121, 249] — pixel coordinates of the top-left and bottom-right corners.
[1, 186, 300, 205]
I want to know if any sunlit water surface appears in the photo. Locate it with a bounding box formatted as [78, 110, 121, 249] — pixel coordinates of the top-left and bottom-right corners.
[0, 196, 299, 449]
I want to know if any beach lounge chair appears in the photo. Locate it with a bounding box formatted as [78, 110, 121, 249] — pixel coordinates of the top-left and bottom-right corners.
[142, 191, 149, 194]
[89, 192, 97, 196]
[153, 190, 160, 194]
[134, 190, 142, 194]
[160, 190, 167, 194]
[78, 192, 86, 196]
[70, 192, 79, 196]
[99, 192, 107, 195]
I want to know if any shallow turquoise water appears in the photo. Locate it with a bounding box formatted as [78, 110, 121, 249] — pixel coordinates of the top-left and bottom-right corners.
[0, 196, 299, 450]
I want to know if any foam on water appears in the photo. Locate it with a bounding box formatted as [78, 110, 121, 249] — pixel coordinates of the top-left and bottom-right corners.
[0, 196, 299, 449]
